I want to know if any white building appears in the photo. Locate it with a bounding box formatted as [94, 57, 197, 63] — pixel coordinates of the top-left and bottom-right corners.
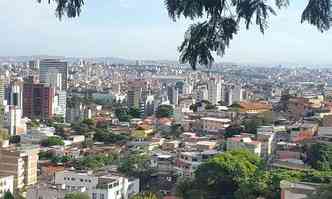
[54, 170, 139, 199]
[4, 106, 27, 136]
[20, 127, 55, 144]
[201, 117, 231, 133]
[0, 175, 14, 198]
[53, 90, 67, 119]
[174, 150, 219, 178]
[208, 79, 221, 105]
[232, 85, 243, 103]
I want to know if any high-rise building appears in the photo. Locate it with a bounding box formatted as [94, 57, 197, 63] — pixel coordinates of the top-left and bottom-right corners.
[0, 77, 5, 106]
[39, 59, 68, 90]
[5, 106, 27, 136]
[232, 85, 243, 103]
[23, 82, 54, 120]
[8, 80, 23, 109]
[0, 145, 39, 189]
[167, 85, 179, 105]
[208, 78, 222, 105]
[53, 90, 67, 119]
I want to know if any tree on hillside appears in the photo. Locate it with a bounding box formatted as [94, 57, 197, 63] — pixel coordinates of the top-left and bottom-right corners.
[3, 191, 14, 199]
[306, 143, 332, 171]
[131, 192, 159, 199]
[308, 182, 332, 199]
[64, 192, 90, 199]
[115, 108, 131, 122]
[194, 150, 262, 198]
[128, 107, 142, 118]
[39, 1, 331, 69]
[155, 105, 174, 118]
[41, 136, 65, 147]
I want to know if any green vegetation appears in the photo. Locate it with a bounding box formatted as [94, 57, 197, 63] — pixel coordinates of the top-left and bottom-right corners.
[28, 119, 40, 128]
[41, 136, 65, 147]
[306, 143, 332, 171]
[308, 182, 332, 199]
[3, 191, 14, 199]
[39, 151, 72, 164]
[128, 107, 142, 118]
[74, 154, 116, 170]
[155, 105, 174, 118]
[131, 192, 159, 199]
[94, 129, 129, 144]
[0, 129, 10, 140]
[224, 125, 243, 138]
[161, 123, 183, 139]
[243, 112, 273, 134]
[115, 108, 131, 122]
[64, 192, 90, 199]
[176, 149, 332, 199]
[118, 152, 153, 190]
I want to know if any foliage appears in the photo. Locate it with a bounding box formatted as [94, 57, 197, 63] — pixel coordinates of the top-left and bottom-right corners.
[224, 125, 243, 138]
[306, 143, 332, 171]
[64, 192, 90, 199]
[82, 118, 96, 127]
[155, 105, 174, 118]
[94, 129, 129, 144]
[0, 129, 10, 140]
[243, 112, 273, 134]
[308, 182, 332, 199]
[193, 150, 262, 198]
[131, 192, 159, 199]
[205, 104, 217, 110]
[175, 178, 196, 199]
[74, 154, 116, 170]
[115, 108, 131, 122]
[28, 119, 40, 128]
[3, 191, 14, 199]
[41, 136, 65, 147]
[39, 151, 54, 160]
[118, 152, 153, 189]
[40, 0, 332, 69]
[128, 107, 142, 118]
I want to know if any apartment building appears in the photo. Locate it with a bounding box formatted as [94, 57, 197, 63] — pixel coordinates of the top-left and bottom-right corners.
[174, 150, 219, 178]
[54, 170, 139, 199]
[0, 145, 39, 189]
[201, 117, 231, 133]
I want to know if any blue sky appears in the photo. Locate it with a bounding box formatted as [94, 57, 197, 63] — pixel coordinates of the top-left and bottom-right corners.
[1, 0, 332, 65]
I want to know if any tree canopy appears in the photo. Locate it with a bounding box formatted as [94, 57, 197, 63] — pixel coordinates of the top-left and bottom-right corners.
[131, 192, 159, 199]
[155, 105, 174, 118]
[38, 0, 331, 69]
[41, 136, 65, 147]
[64, 192, 90, 199]
[306, 143, 332, 171]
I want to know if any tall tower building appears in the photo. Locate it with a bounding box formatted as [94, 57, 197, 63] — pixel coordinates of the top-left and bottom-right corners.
[39, 59, 68, 90]
[208, 78, 222, 105]
[23, 82, 54, 120]
[0, 77, 5, 106]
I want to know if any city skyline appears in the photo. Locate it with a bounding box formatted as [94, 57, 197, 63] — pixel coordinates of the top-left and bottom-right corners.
[1, 0, 332, 65]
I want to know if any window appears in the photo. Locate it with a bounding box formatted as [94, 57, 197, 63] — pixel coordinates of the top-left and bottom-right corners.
[64, 177, 66, 180]
[71, 178, 75, 181]
[89, 180, 91, 183]
[100, 194, 105, 199]
[92, 193, 97, 199]
[80, 179, 83, 182]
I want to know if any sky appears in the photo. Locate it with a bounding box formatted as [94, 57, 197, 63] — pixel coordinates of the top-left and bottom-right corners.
[1, 0, 332, 65]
